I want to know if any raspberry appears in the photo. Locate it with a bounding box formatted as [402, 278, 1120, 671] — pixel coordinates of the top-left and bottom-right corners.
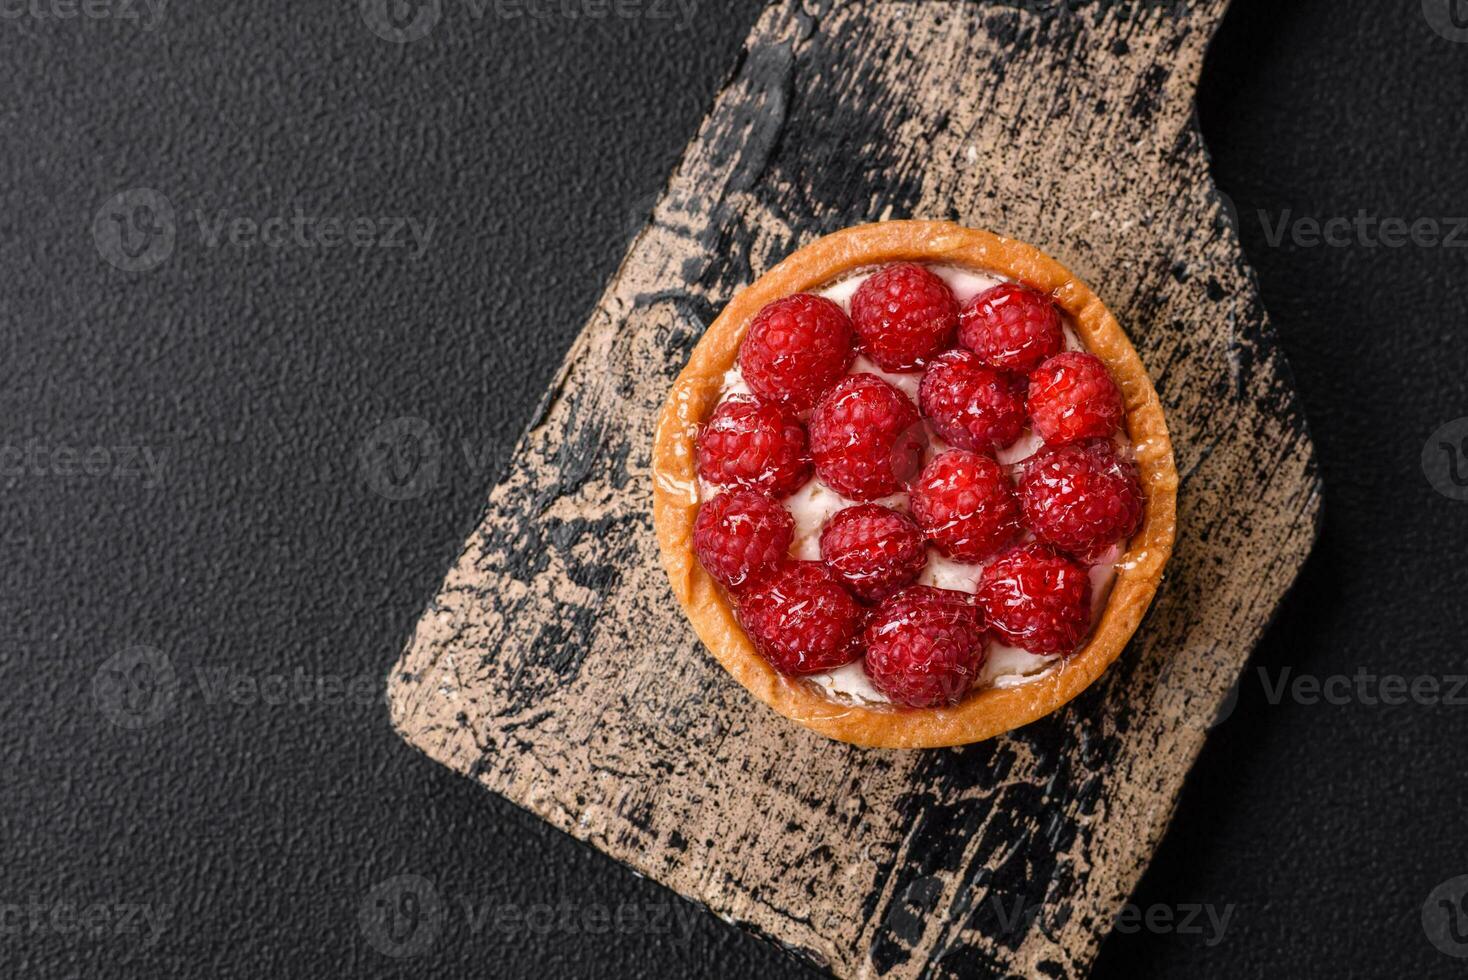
[958, 283, 1063, 373]
[977, 544, 1093, 653]
[909, 450, 1021, 562]
[739, 293, 855, 413]
[1018, 440, 1143, 563]
[1027, 352, 1124, 445]
[848, 263, 959, 372]
[809, 374, 925, 500]
[818, 504, 927, 601]
[735, 561, 863, 675]
[863, 586, 987, 707]
[692, 489, 794, 591]
[696, 396, 811, 497]
[918, 349, 1027, 453]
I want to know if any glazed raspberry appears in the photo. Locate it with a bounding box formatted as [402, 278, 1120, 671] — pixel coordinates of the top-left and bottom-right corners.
[863, 586, 987, 707]
[1027, 352, 1124, 445]
[809, 374, 925, 500]
[696, 396, 812, 497]
[1019, 440, 1143, 563]
[736, 561, 863, 675]
[918, 349, 1027, 453]
[692, 489, 794, 591]
[909, 450, 1021, 562]
[977, 544, 1093, 653]
[739, 293, 855, 413]
[958, 283, 1063, 373]
[848, 263, 960, 372]
[818, 504, 927, 601]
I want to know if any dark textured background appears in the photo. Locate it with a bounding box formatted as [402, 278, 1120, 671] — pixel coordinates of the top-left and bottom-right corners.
[2, 0, 1465, 977]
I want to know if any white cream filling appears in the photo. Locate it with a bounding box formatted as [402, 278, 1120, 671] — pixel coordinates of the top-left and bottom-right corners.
[702, 263, 1129, 706]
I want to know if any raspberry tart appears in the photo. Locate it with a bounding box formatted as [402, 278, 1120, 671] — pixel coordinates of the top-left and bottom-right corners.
[653, 221, 1176, 748]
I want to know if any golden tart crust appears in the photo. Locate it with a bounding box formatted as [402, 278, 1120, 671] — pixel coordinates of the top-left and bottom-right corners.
[652, 221, 1177, 748]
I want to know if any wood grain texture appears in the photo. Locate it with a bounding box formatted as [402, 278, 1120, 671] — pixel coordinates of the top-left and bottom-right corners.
[388, 1, 1321, 976]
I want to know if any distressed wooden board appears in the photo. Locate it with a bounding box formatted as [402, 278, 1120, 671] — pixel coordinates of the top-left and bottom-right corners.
[388, 1, 1321, 976]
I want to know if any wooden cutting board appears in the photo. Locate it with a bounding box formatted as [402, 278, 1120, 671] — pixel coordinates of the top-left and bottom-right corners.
[387, 1, 1321, 976]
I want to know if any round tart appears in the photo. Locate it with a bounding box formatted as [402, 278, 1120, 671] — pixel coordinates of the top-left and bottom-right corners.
[652, 221, 1177, 748]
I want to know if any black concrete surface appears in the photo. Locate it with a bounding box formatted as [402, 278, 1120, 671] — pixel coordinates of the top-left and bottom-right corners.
[1, 1, 1465, 977]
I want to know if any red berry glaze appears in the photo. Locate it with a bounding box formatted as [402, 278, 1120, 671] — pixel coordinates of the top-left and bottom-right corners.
[818, 503, 927, 601]
[977, 544, 1093, 653]
[918, 349, 1027, 453]
[1019, 440, 1143, 563]
[739, 293, 855, 413]
[692, 489, 794, 591]
[696, 396, 812, 497]
[736, 561, 863, 675]
[909, 450, 1021, 562]
[848, 263, 960, 372]
[809, 374, 926, 500]
[863, 586, 987, 707]
[1027, 352, 1124, 445]
[958, 283, 1063, 373]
